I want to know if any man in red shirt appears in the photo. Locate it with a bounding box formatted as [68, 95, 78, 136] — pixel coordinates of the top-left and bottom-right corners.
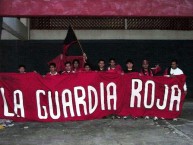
[46, 63, 59, 76]
[62, 61, 75, 74]
[107, 58, 123, 73]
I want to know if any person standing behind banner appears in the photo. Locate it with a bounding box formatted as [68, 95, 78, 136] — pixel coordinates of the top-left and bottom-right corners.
[139, 59, 161, 76]
[163, 59, 187, 94]
[164, 59, 187, 121]
[72, 59, 81, 72]
[96, 59, 106, 72]
[107, 58, 123, 119]
[46, 63, 59, 76]
[139, 59, 161, 120]
[123, 59, 137, 119]
[18, 65, 26, 73]
[2, 64, 26, 127]
[62, 61, 75, 74]
[125, 59, 135, 73]
[107, 58, 123, 73]
[82, 63, 92, 72]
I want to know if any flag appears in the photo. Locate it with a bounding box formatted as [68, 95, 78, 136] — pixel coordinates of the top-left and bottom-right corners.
[48, 25, 86, 72]
[63, 25, 79, 55]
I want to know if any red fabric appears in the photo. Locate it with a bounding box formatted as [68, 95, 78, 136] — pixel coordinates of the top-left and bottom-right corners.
[49, 54, 65, 72]
[61, 70, 75, 74]
[140, 66, 161, 76]
[0, 72, 186, 122]
[1, 0, 193, 17]
[49, 44, 85, 72]
[107, 64, 123, 74]
[164, 68, 169, 76]
[151, 65, 161, 74]
[49, 55, 85, 72]
[139, 69, 153, 76]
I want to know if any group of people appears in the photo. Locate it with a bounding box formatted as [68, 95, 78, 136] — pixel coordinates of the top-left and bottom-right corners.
[16, 58, 187, 121]
[18, 58, 187, 94]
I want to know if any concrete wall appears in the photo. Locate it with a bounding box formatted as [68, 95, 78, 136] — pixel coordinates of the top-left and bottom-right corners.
[0, 17, 2, 39]
[1, 18, 28, 40]
[1, 30, 19, 40]
[30, 30, 193, 40]
[2, 28, 193, 40]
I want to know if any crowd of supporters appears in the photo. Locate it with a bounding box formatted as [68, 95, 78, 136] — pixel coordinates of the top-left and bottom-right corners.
[18, 58, 187, 96]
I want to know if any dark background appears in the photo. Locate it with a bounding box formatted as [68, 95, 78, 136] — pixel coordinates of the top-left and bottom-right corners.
[0, 40, 192, 97]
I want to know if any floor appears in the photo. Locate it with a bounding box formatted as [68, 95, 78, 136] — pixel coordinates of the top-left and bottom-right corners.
[0, 101, 193, 145]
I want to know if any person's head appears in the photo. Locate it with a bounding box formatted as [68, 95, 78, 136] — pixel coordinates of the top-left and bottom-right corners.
[126, 59, 134, 69]
[18, 65, 26, 73]
[84, 63, 91, 71]
[142, 59, 149, 69]
[171, 59, 178, 69]
[98, 59, 105, 68]
[109, 58, 116, 68]
[49, 63, 56, 73]
[65, 61, 72, 72]
[73, 59, 80, 68]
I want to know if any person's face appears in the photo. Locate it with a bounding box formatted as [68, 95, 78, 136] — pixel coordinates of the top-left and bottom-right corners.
[171, 62, 177, 69]
[98, 61, 105, 68]
[18, 67, 25, 73]
[84, 65, 90, 71]
[49, 65, 56, 73]
[142, 62, 149, 69]
[126, 62, 133, 69]
[65, 64, 71, 71]
[73, 61, 79, 68]
[109, 60, 116, 67]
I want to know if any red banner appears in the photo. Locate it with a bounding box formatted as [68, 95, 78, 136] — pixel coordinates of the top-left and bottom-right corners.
[0, 72, 186, 122]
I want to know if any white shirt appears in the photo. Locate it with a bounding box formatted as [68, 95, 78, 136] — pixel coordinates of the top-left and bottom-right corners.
[170, 67, 187, 91]
[170, 68, 183, 75]
[49, 72, 58, 76]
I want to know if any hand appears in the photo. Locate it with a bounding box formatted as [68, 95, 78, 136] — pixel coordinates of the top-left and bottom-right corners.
[83, 53, 87, 59]
[60, 54, 63, 60]
[83, 53, 87, 62]
[170, 74, 176, 78]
